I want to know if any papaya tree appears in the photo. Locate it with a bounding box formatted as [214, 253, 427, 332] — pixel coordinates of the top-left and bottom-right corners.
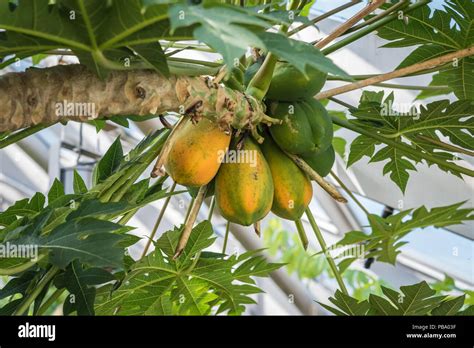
[0, 0, 473, 316]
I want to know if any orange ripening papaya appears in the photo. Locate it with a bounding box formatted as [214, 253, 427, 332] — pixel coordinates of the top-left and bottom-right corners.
[164, 118, 231, 187]
[260, 135, 312, 221]
[215, 137, 274, 226]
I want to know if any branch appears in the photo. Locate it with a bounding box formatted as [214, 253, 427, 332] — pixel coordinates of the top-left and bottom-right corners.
[320, 0, 431, 54]
[316, 46, 474, 99]
[0, 64, 270, 133]
[343, 0, 409, 35]
[314, 0, 386, 49]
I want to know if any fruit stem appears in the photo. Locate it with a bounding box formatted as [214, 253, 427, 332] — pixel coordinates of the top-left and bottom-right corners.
[305, 208, 349, 295]
[245, 52, 278, 101]
[295, 219, 309, 250]
[140, 181, 177, 260]
[329, 170, 370, 216]
[151, 116, 187, 178]
[222, 221, 231, 254]
[285, 152, 347, 203]
[173, 185, 208, 259]
[207, 196, 216, 221]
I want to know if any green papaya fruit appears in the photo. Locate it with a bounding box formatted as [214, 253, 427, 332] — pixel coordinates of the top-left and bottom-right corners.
[267, 101, 316, 155]
[301, 145, 335, 177]
[300, 98, 333, 155]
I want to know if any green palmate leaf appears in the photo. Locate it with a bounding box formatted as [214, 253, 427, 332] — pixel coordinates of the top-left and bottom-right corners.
[416, 72, 453, 100]
[255, 32, 350, 78]
[95, 136, 123, 183]
[73, 170, 88, 194]
[376, 0, 473, 100]
[54, 260, 115, 315]
[44, 217, 129, 269]
[369, 145, 417, 193]
[0, 0, 192, 74]
[169, 3, 272, 68]
[347, 91, 474, 191]
[431, 295, 466, 316]
[95, 221, 282, 315]
[47, 178, 65, 203]
[335, 202, 474, 266]
[397, 44, 453, 69]
[323, 281, 468, 316]
[377, 4, 464, 50]
[168, 3, 348, 78]
[441, 57, 474, 100]
[0, 270, 37, 300]
[347, 135, 379, 167]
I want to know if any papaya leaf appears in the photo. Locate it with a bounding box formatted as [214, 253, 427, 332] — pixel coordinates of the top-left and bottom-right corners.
[47, 178, 65, 204]
[335, 202, 474, 265]
[54, 260, 115, 315]
[376, 4, 464, 50]
[95, 136, 123, 183]
[346, 91, 474, 191]
[376, 0, 473, 100]
[95, 221, 282, 315]
[73, 170, 88, 194]
[0, 0, 192, 74]
[323, 281, 468, 316]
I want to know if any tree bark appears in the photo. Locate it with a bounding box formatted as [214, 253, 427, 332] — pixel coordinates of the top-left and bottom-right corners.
[0, 64, 269, 133]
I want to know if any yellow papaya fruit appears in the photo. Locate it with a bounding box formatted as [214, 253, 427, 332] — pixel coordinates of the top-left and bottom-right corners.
[260, 135, 313, 220]
[215, 137, 274, 226]
[164, 118, 231, 187]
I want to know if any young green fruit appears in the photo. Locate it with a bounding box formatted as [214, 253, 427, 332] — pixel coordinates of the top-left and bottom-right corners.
[300, 98, 333, 155]
[267, 101, 316, 155]
[301, 145, 335, 177]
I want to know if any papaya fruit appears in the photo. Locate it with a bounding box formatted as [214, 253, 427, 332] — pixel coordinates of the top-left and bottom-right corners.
[260, 135, 312, 221]
[215, 137, 274, 226]
[245, 60, 327, 101]
[300, 98, 333, 155]
[267, 101, 316, 155]
[301, 145, 335, 177]
[164, 118, 231, 187]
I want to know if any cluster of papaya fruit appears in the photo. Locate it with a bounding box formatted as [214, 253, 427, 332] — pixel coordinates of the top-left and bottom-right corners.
[164, 60, 335, 227]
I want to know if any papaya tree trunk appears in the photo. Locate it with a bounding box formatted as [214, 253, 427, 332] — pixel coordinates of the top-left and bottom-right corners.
[0, 64, 271, 133]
